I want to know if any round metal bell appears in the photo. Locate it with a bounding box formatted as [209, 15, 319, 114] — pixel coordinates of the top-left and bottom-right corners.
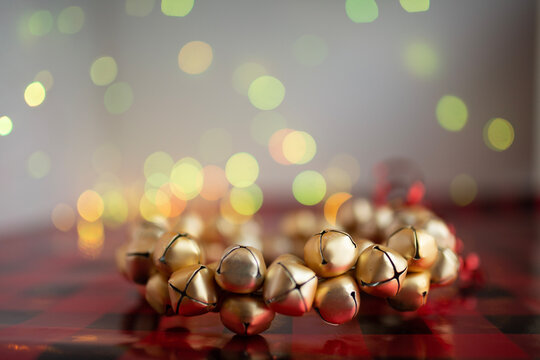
[270, 253, 305, 266]
[220, 295, 275, 336]
[386, 226, 438, 272]
[125, 229, 159, 284]
[430, 247, 459, 286]
[419, 218, 456, 250]
[387, 271, 430, 311]
[215, 245, 266, 293]
[145, 273, 172, 315]
[335, 197, 377, 238]
[263, 258, 317, 316]
[304, 229, 358, 278]
[356, 238, 375, 255]
[153, 232, 203, 276]
[168, 264, 218, 316]
[356, 244, 408, 297]
[313, 274, 360, 325]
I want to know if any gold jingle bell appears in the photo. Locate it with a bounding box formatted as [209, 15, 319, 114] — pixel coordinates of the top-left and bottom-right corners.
[153, 232, 203, 276]
[387, 271, 430, 311]
[419, 217, 456, 250]
[430, 247, 459, 286]
[215, 245, 266, 293]
[125, 229, 159, 284]
[356, 244, 408, 298]
[145, 273, 172, 315]
[220, 295, 275, 336]
[356, 239, 375, 255]
[386, 226, 438, 272]
[270, 253, 305, 266]
[263, 256, 318, 316]
[168, 264, 218, 316]
[335, 197, 377, 238]
[304, 229, 358, 278]
[313, 274, 360, 325]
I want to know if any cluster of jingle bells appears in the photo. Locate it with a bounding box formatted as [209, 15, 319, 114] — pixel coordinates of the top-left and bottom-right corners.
[116, 197, 460, 336]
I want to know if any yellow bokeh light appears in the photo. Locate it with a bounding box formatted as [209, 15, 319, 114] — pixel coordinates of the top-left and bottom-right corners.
[144, 151, 174, 179]
[230, 184, 263, 216]
[329, 153, 361, 183]
[251, 111, 287, 146]
[483, 118, 515, 152]
[324, 166, 353, 194]
[225, 152, 259, 188]
[24, 82, 46, 107]
[198, 128, 232, 163]
[104, 82, 133, 114]
[57, 6, 85, 34]
[232, 62, 267, 96]
[161, 0, 194, 17]
[346, 0, 379, 23]
[436, 95, 468, 132]
[248, 76, 285, 111]
[27, 150, 51, 179]
[293, 170, 327, 206]
[77, 219, 104, 259]
[292, 35, 328, 67]
[92, 144, 122, 174]
[77, 190, 105, 222]
[170, 157, 204, 200]
[324, 192, 353, 226]
[399, 0, 430, 12]
[268, 128, 293, 165]
[101, 190, 129, 227]
[126, 0, 156, 17]
[404, 42, 439, 79]
[450, 174, 477, 206]
[28, 10, 53, 36]
[201, 165, 229, 201]
[220, 194, 252, 225]
[178, 41, 213, 75]
[34, 70, 54, 91]
[90, 56, 118, 86]
[0, 116, 13, 136]
[282, 130, 317, 165]
[51, 203, 76, 232]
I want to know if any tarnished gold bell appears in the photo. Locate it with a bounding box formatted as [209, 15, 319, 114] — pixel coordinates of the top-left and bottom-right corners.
[215, 245, 266, 293]
[304, 229, 358, 278]
[125, 229, 159, 284]
[153, 232, 203, 276]
[387, 271, 430, 311]
[263, 257, 318, 316]
[430, 247, 459, 286]
[145, 273, 172, 315]
[386, 226, 438, 272]
[356, 244, 408, 297]
[335, 197, 377, 238]
[419, 218, 456, 250]
[168, 264, 218, 316]
[220, 295, 275, 336]
[313, 274, 360, 325]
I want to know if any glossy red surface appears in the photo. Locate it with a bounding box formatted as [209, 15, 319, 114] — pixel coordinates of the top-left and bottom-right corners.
[0, 205, 538, 359]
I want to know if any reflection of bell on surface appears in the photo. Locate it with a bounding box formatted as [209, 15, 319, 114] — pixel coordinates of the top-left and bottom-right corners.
[221, 335, 271, 360]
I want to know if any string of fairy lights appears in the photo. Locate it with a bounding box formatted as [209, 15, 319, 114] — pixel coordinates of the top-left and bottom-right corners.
[0, 0, 516, 259]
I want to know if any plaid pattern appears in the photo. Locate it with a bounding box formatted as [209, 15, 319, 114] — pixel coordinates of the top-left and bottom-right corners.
[0, 208, 538, 359]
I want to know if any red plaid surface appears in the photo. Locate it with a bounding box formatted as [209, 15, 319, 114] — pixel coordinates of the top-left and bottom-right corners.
[0, 206, 538, 359]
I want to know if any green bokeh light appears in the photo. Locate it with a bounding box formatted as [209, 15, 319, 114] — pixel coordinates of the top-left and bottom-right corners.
[57, 6, 85, 34]
[293, 170, 327, 206]
[0, 116, 13, 136]
[161, 0, 194, 17]
[248, 76, 285, 111]
[28, 10, 53, 36]
[345, 0, 379, 23]
[399, 0, 430, 13]
[436, 95, 468, 132]
[104, 82, 133, 114]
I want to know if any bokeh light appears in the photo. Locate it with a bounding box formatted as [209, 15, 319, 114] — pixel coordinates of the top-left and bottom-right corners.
[404, 42, 439, 79]
[170, 157, 204, 200]
[24, 81, 46, 107]
[282, 130, 317, 165]
[248, 75, 285, 111]
[324, 166, 353, 194]
[220, 194, 252, 225]
[450, 174, 477, 206]
[200, 165, 229, 201]
[104, 82, 133, 114]
[292, 35, 328, 67]
[101, 190, 129, 227]
[268, 128, 294, 165]
[232, 62, 267, 96]
[28, 10, 53, 36]
[346, 0, 379, 23]
[0, 116, 13, 136]
[57, 6, 85, 34]
[161, 0, 194, 17]
[92, 144, 122, 174]
[34, 70, 54, 91]
[483, 118, 515, 151]
[90, 56, 118, 86]
[292, 170, 327, 206]
[178, 41, 213, 75]
[27, 151, 51, 179]
[77, 219, 104, 259]
[77, 190, 105, 222]
[324, 192, 352, 226]
[126, 0, 156, 17]
[144, 151, 174, 182]
[399, 0, 430, 13]
[251, 111, 287, 146]
[230, 184, 263, 216]
[225, 152, 259, 188]
[51, 203, 76, 232]
[198, 128, 232, 163]
[436, 95, 468, 132]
